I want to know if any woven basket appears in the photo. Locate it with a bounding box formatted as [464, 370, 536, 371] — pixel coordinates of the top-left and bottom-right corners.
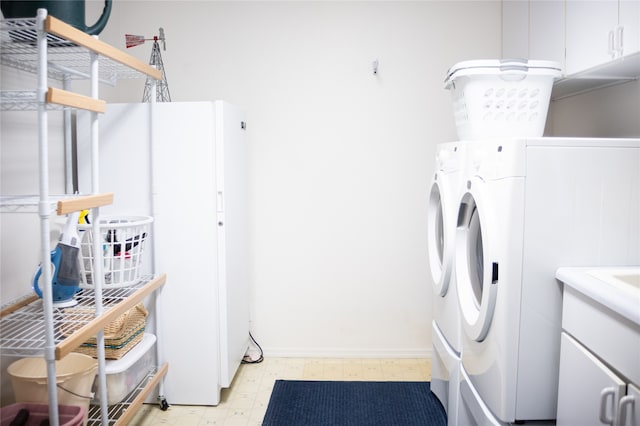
[61, 303, 148, 360]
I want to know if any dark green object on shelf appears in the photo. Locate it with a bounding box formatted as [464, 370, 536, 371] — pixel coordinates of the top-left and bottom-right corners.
[0, 0, 112, 35]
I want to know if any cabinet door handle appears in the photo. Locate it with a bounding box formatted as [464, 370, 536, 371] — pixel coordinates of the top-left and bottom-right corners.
[600, 387, 616, 425]
[616, 26, 624, 57]
[608, 30, 616, 58]
[617, 394, 634, 426]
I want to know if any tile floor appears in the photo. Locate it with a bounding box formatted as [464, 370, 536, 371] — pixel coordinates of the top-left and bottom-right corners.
[128, 357, 432, 426]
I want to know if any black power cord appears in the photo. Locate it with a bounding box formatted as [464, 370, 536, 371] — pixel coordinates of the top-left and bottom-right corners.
[241, 331, 264, 364]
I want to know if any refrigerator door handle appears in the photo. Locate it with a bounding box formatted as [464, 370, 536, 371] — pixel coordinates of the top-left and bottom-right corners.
[217, 190, 224, 212]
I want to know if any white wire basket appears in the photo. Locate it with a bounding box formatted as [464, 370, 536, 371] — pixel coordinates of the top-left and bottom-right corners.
[78, 216, 153, 289]
[444, 59, 562, 141]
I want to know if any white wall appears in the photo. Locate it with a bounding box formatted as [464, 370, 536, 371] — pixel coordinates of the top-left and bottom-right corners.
[6, 0, 636, 360]
[1, 1, 503, 357]
[0, 67, 66, 303]
[91, 0, 503, 357]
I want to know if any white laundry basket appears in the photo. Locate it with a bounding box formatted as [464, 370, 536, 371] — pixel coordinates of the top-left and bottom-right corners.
[78, 215, 153, 289]
[444, 59, 562, 140]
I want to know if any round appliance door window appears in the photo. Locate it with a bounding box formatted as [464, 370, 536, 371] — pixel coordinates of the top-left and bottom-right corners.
[427, 175, 452, 297]
[466, 202, 484, 307]
[455, 180, 498, 342]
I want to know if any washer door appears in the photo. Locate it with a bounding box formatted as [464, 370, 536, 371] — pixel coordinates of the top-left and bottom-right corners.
[455, 178, 498, 342]
[427, 172, 454, 297]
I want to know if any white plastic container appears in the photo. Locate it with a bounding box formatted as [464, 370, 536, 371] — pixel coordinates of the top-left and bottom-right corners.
[444, 59, 562, 141]
[91, 333, 156, 405]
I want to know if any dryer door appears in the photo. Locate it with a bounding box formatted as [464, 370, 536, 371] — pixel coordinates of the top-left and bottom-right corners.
[455, 177, 498, 342]
[427, 171, 454, 297]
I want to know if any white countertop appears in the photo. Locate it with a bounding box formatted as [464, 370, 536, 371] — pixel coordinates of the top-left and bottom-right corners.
[556, 266, 640, 327]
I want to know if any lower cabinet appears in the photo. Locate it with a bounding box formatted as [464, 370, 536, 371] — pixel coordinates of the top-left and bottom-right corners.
[557, 332, 639, 426]
[556, 267, 640, 426]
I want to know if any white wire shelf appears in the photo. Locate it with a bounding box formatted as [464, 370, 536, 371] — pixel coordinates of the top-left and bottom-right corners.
[0, 274, 166, 359]
[1, 194, 73, 213]
[1, 91, 56, 111]
[1, 17, 155, 84]
[0, 193, 114, 215]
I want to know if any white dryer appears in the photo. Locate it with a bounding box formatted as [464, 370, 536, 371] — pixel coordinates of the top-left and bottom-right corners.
[454, 138, 640, 423]
[427, 141, 466, 424]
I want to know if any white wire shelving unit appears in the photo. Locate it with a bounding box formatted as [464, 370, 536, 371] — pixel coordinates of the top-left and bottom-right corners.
[0, 276, 168, 426]
[1, 10, 167, 426]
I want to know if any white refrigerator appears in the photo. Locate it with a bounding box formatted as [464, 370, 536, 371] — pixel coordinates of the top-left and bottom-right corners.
[76, 101, 250, 405]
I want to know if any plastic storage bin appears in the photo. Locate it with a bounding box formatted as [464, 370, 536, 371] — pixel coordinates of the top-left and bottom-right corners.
[7, 353, 97, 426]
[91, 333, 156, 405]
[0, 403, 84, 426]
[444, 59, 562, 140]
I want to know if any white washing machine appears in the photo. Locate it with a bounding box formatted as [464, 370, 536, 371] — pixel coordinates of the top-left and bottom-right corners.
[458, 365, 507, 425]
[427, 141, 466, 424]
[454, 137, 640, 423]
[431, 322, 460, 425]
[428, 141, 467, 349]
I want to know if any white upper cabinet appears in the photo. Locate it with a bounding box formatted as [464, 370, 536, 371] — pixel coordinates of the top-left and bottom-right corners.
[501, 1, 565, 69]
[502, 0, 529, 59]
[619, 0, 640, 57]
[566, 0, 630, 74]
[530, 0, 565, 69]
[502, 0, 640, 98]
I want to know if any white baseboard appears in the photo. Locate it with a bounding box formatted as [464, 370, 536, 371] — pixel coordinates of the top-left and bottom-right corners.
[263, 347, 433, 359]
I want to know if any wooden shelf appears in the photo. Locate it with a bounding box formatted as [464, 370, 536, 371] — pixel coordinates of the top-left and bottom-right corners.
[44, 16, 162, 81]
[46, 87, 106, 113]
[56, 193, 114, 215]
[0, 294, 39, 318]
